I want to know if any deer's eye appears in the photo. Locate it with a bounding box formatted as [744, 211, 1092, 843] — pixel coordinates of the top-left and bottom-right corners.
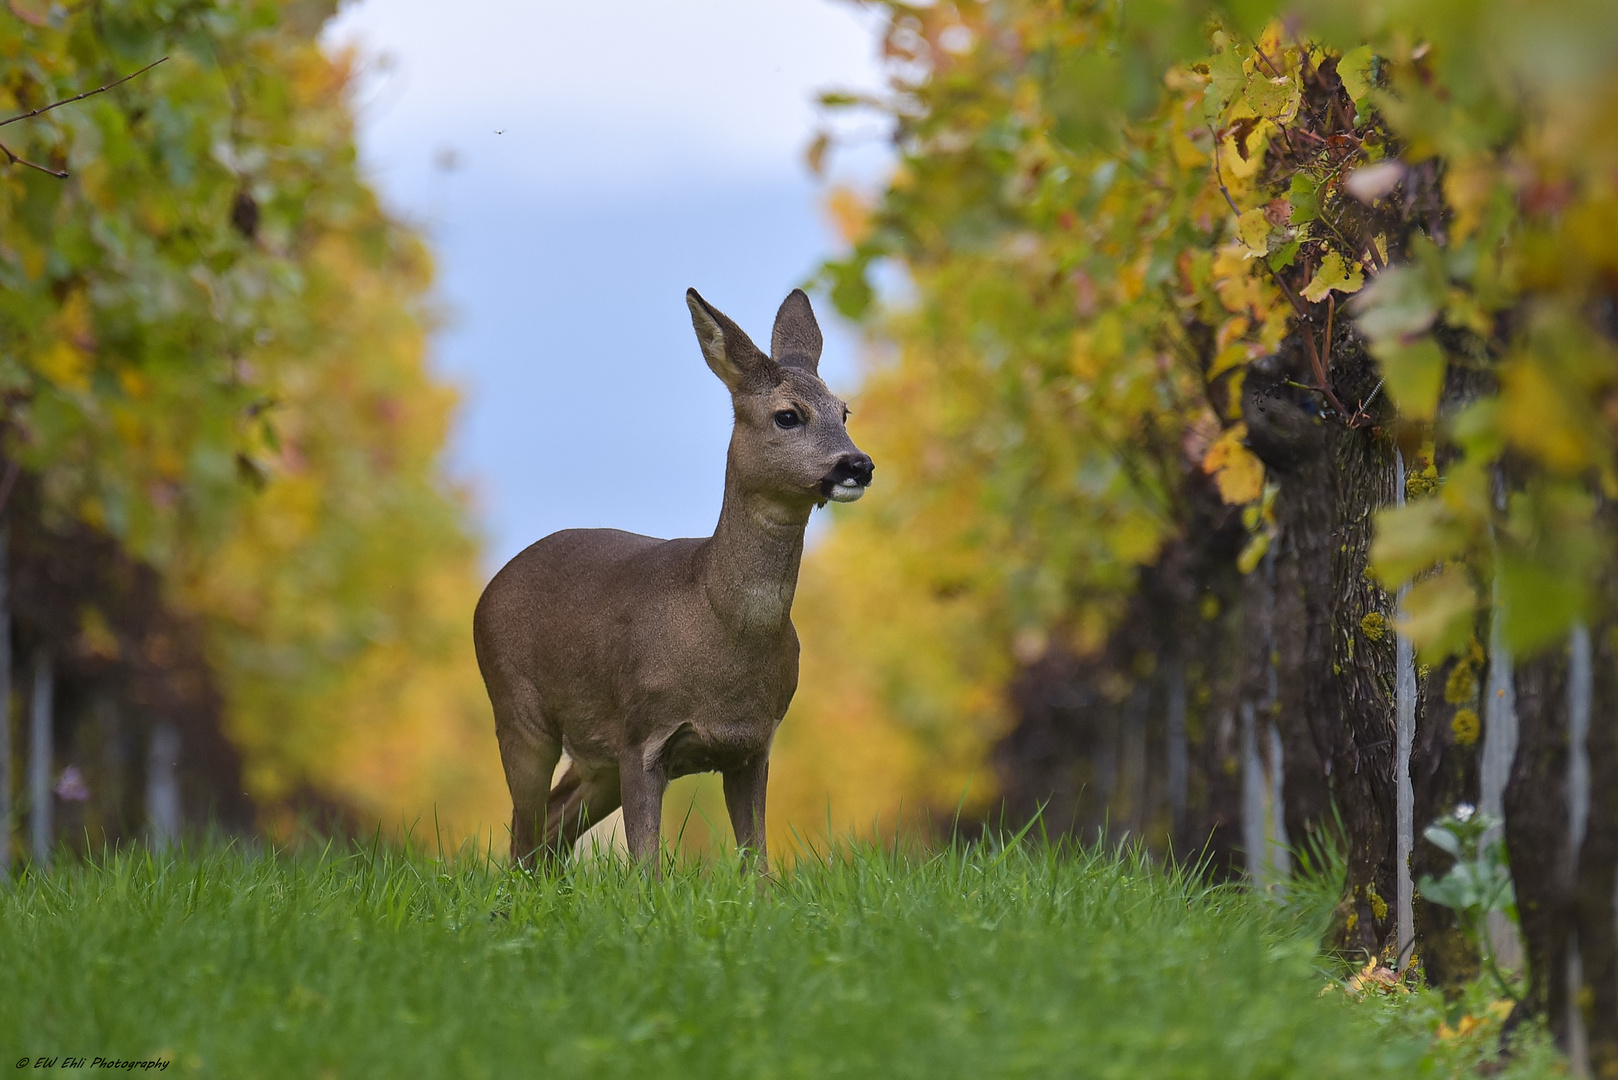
[773, 409, 802, 430]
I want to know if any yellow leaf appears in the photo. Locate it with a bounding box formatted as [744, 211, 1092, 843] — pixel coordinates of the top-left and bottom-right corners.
[1202, 423, 1265, 504]
[1237, 208, 1271, 256]
[1212, 244, 1266, 315]
[1301, 251, 1365, 302]
[1256, 23, 1286, 65]
[1208, 343, 1252, 379]
[1236, 531, 1270, 574]
[1244, 72, 1300, 120]
[1442, 155, 1494, 244]
[34, 340, 91, 393]
[1211, 244, 1249, 281]
[1399, 565, 1477, 660]
[1437, 1014, 1482, 1041]
[1256, 308, 1289, 350]
[1118, 258, 1147, 301]
[1215, 316, 1250, 352]
[825, 186, 872, 246]
[1500, 356, 1598, 473]
[1218, 120, 1272, 180]
[1371, 336, 1446, 420]
[1110, 512, 1161, 564]
[1224, 367, 1247, 421]
[1171, 130, 1207, 169]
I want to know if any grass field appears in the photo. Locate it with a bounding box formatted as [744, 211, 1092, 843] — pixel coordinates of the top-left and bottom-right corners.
[0, 838, 1559, 1079]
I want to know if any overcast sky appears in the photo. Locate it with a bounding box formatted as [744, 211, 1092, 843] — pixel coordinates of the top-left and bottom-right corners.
[322, 0, 890, 573]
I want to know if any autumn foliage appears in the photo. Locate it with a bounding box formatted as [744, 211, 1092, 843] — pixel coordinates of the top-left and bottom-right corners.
[785, 0, 1618, 1058]
[0, 0, 502, 839]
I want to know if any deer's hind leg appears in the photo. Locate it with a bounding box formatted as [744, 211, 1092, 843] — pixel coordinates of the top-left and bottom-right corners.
[545, 759, 622, 856]
[491, 678, 563, 870]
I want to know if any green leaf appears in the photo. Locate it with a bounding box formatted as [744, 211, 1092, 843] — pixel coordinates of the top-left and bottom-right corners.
[1337, 46, 1377, 108]
[1422, 824, 1462, 858]
[1205, 46, 1247, 116]
[1266, 239, 1300, 271]
[1287, 173, 1319, 225]
[1300, 251, 1364, 302]
[1352, 265, 1439, 341]
[1449, 398, 1505, 462]
[1371, 335, 1446, 420]
[820, 256, 875, 321]
[1499, 556, 1587, 655]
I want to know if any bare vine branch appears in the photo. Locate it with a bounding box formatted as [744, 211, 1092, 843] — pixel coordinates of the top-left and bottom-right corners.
[0, 140, 67, 178]
[0, 56, 168, 179]
[0, 56, 168, 130]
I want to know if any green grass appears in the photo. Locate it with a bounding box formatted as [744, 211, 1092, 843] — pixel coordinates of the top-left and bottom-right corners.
[0, 837, 1556, 1078]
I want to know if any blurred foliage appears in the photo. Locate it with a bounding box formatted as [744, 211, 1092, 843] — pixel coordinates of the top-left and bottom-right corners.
[0, 0, 502, 836]
[788, 0, 1618, 829]
[1321, 0, 1618, 657]
[1417, 806, 1519, 1001]
[797, 1, 1276, 833]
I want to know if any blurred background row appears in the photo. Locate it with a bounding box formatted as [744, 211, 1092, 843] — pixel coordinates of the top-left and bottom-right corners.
[3, 0, 1617, 908]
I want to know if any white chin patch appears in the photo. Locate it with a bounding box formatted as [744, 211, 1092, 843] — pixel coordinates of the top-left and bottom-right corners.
[829, 480, 866, 503]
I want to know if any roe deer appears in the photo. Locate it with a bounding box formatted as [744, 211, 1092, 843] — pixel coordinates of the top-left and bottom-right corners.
[474, 288, 873, 872]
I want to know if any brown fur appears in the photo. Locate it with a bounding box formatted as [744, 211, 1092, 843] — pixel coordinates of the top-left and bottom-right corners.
[474, 288, 872, 872]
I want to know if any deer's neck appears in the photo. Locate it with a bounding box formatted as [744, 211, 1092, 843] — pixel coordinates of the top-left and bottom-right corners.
[702, 459, 809, 634]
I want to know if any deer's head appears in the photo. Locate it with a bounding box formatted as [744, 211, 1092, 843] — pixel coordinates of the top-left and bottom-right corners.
[687, 288, 873, 510]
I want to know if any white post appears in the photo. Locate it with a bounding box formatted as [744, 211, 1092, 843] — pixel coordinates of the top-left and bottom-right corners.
[0, 526, 9, 881]
[1394, 451, 1416, 967]
[1267, 721, 1290, 883]
[1481, 577, 1523, 969]
[1241, 700, 1268, 888]
[28, 649, 51, 867]
[1166, 660, 1187, 844]
[146, 721, 181, 850]
[1567, 624, 1592, 1076]
[1569, 624, 1592, 852]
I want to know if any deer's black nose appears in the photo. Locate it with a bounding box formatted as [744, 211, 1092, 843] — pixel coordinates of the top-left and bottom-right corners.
[842, 453, 874, 486]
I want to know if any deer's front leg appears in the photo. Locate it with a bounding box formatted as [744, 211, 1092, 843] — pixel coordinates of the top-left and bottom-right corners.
[723, 752, 770, 867]
[619, 748, 668, 876]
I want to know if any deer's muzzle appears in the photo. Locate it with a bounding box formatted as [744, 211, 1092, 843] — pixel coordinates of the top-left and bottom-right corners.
[820, 453, 874, 503]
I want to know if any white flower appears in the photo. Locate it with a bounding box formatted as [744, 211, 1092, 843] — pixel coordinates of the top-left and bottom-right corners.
[53, 765, 91, 803]
[1454, 803, 1476, 823]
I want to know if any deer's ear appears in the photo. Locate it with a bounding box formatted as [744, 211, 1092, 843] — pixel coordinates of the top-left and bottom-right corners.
[687, 288, 773, 392]
[770, 288, 823, 374]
